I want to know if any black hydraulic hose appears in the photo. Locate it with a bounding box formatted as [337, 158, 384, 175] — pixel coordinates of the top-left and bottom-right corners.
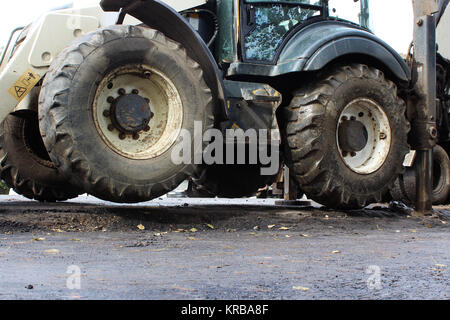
[181, 9, 219, 48]
[437, 0, 449, 25]
[0, 26, 25, 67]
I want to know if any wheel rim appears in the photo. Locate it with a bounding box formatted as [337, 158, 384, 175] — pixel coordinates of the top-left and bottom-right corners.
[93, 64, 183, 160]
[337, 98, 391, 174]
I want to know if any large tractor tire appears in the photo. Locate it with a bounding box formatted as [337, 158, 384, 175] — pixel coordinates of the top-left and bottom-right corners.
[390, 145, 450, 205]
[39, 25, 214, 203]
[283, 64, 410, 209]
[0, 112, 82, 202]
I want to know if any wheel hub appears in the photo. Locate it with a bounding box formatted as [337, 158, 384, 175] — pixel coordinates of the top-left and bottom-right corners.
[92, 64, 183, 160]
[336, 98, 392, 174]
[110, 93, 152, 134]
[338, 118, 368, 153]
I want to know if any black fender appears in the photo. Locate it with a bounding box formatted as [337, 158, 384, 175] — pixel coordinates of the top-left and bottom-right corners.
[228, 21, 411, 83]
[100, 0, 227, 121]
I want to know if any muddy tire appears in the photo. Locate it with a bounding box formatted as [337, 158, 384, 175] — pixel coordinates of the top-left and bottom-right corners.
[390, 145, 450, 205]
[39, 25, 214, 203]
[283, 64, 410, 209]
[0, 112, 82, 202]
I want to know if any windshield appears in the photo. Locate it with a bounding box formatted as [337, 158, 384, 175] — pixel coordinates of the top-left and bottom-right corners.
[246, 0, 322, 4]
[243, 1, 322, 62]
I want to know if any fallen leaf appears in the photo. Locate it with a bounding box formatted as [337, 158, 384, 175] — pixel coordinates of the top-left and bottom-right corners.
[300, 234, 310, 238]
[32, 238, 45, 242]
[435, 264, 447, 268]
[189, 228, 198, 233]
[52, 229, 65, 233]
[71, 239, 82, 242]
[44, 249, 60, 254]
[268, 225, 275, 229]
[187, 237, 199, 241]
[293, 286, 309, 291]
[279, 227, 290, 231]
[285, 235, 291, 238]
[137, 224, 145, 230]
[172, 285, 196, 292]
[331, 250, 341, 254]
[441, 221, 447, 225]
[249, 232, 257, 235]
[206, 224, 215, 229]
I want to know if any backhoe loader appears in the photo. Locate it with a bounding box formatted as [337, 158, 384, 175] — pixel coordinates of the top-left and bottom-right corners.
[0, 0, 447, 212]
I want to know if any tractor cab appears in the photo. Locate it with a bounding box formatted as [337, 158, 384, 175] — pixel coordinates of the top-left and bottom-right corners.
[216, 0, 370, 65]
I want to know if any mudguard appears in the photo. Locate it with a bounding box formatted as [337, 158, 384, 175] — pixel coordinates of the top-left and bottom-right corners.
[228, 20, 411, 83]
[100, 0, 227, 120]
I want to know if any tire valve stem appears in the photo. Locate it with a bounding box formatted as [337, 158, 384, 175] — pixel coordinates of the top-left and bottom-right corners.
[380, 132, 387, 140]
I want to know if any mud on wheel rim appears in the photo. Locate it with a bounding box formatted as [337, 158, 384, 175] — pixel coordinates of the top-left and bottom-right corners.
[93, 64, 183, 160]
[337, 98, 392, 174]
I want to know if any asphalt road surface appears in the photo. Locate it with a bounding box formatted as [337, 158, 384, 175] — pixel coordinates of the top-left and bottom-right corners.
[0, 194, 448, 300]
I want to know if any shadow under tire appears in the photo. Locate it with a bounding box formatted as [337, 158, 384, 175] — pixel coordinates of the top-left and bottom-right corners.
[283, 64, 410, 209]
[0, 113, 82, 202]
[38, 25, 214, 203]
[192, 163, 277, 198]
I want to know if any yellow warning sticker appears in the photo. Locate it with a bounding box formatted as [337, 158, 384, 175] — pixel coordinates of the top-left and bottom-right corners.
[8, 69, 41, 102]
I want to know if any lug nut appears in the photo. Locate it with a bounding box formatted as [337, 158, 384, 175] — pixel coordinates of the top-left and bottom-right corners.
[144, 126, 150, 132]
[107, 96, 115, 103]
[145, 98, 150, 104]
[103, 110, 110, 117]
[132, 89, 139, 95]
[119, 133, 126, 140]
[350, 152, 357, 157]
[118, 88, 126, 95]
[150, 112, 155, 119]
[108, 124, 115, 132]
[350, 116, 356, 121]
[341, 116, 348, 122]
[342, 151, 348, 157]
[133, 133, 140, 140]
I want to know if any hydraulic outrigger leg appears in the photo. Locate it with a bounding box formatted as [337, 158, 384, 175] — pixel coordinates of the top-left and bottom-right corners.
[412, 0, 439, 215]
